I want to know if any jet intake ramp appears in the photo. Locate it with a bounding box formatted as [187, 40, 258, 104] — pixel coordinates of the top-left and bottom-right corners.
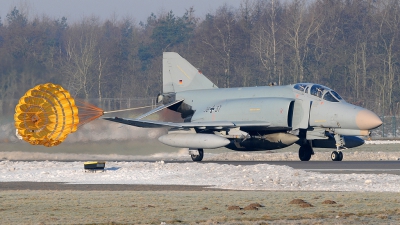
[292, 99, 311, 130]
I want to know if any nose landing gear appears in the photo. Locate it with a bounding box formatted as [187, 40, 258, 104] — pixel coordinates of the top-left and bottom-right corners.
[332, 134, 346, 161]
[331, 150, 343, 161]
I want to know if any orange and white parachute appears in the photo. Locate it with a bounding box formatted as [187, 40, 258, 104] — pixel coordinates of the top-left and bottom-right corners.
[14, 83, 103, 147]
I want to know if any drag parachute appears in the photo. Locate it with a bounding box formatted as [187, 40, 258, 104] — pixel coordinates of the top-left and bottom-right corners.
[14, 83, 104, 147]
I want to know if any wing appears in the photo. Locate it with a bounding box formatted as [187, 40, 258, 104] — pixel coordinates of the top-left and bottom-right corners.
[104, 98, 271, 130]
[103, 117, 271, 129]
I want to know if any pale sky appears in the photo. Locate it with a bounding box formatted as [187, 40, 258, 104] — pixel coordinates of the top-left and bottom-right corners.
[0, 0, 243, 24]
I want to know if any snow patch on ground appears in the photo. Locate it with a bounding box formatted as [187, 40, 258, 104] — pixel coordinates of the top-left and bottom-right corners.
[0, 160, 399, 192]
[2, 150, 400, 161]
[366, 140, 400, 144]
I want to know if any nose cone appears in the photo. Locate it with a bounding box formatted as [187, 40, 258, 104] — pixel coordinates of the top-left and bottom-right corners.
[356, 110, 382, 130]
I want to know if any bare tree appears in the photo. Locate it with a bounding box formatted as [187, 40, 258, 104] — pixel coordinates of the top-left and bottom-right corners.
[200, 5, 236, 88]
[283, 0, 323, 83]
[97, 49, 107, 100]
[375, 0, 400, 115]
[63, 17, 100, 99]
[251, 0, 282, 84]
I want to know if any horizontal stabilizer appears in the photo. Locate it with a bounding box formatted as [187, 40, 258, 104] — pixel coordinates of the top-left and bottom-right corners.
[104, 117, 183, 128]
[135, 99, 183, 120]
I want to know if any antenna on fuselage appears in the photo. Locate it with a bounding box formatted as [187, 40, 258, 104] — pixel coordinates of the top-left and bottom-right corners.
[268, 82, 277, 86]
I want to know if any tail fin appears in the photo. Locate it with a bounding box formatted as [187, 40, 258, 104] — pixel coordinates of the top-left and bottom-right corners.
[163, 52, 218, 93]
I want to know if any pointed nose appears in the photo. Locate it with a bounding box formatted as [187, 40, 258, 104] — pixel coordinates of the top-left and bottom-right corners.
[356, 110, 382, 130]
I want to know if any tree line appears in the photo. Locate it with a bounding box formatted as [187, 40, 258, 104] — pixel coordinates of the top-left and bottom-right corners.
[0, 0, 399, 116]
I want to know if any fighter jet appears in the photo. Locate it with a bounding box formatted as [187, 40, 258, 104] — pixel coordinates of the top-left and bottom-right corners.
[105, 52, 382, 161]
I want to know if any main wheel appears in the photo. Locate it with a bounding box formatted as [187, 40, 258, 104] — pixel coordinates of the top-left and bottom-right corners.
[299, 145, 312, 161]
[191, 149, 204, 161]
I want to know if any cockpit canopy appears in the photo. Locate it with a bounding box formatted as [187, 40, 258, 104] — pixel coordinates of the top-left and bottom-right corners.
[293, 83, 343, 102]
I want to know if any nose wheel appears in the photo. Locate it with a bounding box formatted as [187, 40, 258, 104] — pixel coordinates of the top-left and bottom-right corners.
[331, 151, 343, 161]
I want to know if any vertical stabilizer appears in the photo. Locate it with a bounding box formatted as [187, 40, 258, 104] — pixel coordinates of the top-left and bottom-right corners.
[163, 52, 218, 93]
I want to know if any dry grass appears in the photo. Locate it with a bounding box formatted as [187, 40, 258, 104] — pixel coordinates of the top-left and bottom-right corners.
[1, 190, 400, 224]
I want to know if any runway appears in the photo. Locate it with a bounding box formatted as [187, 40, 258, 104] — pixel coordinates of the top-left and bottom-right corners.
[165, 160, 400, 175]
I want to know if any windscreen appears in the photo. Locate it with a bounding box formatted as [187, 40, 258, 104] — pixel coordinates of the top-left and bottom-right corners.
[331, 91, 343, 100]
[323, 91, 339, 102]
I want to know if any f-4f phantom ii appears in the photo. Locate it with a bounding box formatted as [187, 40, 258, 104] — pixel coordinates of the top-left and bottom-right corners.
[105, 52, 382, 162]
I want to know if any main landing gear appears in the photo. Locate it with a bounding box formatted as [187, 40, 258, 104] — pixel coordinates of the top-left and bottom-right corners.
[189, 149, 204, 161]
[298, 142, 314, 161]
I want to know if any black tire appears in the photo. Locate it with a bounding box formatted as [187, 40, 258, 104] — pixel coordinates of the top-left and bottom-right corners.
[191, 149, 204, 161]
[337, 151, 343, 161]
[299, 146, 312, 161]
[331, 151, 339, 161]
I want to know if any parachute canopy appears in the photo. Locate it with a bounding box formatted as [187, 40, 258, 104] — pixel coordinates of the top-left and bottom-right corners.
[14, 83, 104, 147]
